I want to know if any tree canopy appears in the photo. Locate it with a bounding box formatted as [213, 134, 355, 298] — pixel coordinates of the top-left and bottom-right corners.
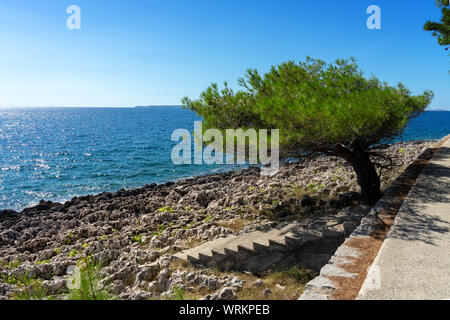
[183, 58, 432, 156]
[424, 0, 450, 48]
[183, 58, 433, 205]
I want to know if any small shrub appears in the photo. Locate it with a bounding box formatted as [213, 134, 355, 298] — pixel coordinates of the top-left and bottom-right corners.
[307, 183, 316, 190]
[1, 274, 19, 285]
[171, 285, 185, 300]
[11, 273, 48, 300]
[66, 256, 114, 300]
[64, 233, 75, 245]
[284, 266, 318, 283]
[69, 249, 79, 258]
[152, 231, 163, 237]
[131, 234, 145, 245]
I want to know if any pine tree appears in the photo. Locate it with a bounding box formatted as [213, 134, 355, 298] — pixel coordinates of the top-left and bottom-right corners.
[183, 58, 433, 205]
[424, 0, 450, 49]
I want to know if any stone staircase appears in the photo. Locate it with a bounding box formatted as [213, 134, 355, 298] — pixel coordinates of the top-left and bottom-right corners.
[173, 205, 371, 273]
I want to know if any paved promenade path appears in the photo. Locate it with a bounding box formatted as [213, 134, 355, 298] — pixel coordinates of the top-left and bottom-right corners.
[358, 137, 450, 300]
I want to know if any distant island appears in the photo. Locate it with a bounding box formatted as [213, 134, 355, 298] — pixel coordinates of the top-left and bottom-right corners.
[134, 106, 449, 111]
[135, 105, 182, 108]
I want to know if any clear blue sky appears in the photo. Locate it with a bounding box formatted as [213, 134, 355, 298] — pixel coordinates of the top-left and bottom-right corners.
[0, 0, 449, 109]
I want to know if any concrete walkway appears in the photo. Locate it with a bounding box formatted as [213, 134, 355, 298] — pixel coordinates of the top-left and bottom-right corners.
[358, 138, 450, 300]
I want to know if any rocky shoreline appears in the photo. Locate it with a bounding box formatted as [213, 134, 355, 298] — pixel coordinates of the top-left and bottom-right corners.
[0, 140, 435, 300]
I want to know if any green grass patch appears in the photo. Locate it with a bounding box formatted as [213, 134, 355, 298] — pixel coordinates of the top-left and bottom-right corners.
[157, 206, 174, 213]
[0, 260, 21, 269]
[131, 234, 146, 245]
[266, 266, 318, 284]
[97, 235, 108, 241]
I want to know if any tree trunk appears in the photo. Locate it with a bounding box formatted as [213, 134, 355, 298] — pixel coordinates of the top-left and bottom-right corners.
[335, 146, 381, 206]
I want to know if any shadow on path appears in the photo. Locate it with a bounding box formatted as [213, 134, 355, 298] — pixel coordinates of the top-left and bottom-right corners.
[387, 146, 450, 245]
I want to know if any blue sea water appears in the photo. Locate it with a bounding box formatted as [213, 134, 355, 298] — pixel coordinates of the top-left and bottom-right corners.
[0, 107, 449, 211]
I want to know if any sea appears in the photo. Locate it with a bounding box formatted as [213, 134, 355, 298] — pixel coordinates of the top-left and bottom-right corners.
[0, 107, 449, 211]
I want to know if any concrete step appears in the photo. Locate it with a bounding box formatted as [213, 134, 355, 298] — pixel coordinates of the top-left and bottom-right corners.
[173, 222, 325, 271]
[172, 205, 372, 273]
[173, 234, 237, 261]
